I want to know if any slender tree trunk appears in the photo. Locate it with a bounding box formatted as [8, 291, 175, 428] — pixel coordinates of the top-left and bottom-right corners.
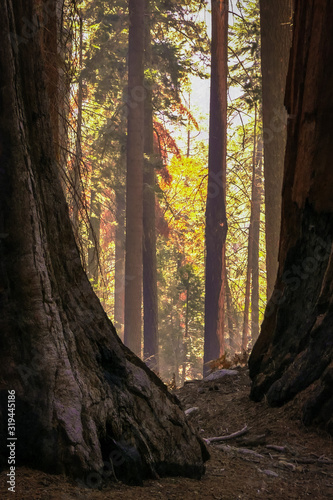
[187, 93, 191, 158]
[42, 0, 59, 157]
[0, 0, 208, 480]
[242, 236, 253, 352]
[171, 308, 181, 388]
[57, 1, 71, 187]
[242, 107, 257, 351]
[260, 0, 293, 299]
[170, 310, 177, 386]
[204, 0, 228, 375]
[114, 171, 126, 341]
[250, 136, 263, 344]
[124, 0, 145, 356]
[176, 313, 182, 387]
[225, 270, 237, 353]
[87, 187, 101, 285]
[250, 0, 333, 433]
[143, 0, 159, 371]
[72, 15, 83, 234]
[181, 283, 190, 386]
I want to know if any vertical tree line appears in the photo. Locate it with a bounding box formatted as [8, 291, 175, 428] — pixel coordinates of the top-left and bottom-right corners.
[124, 0, 145, 356]
[204, 0, 228, 373]
[143, 0, 159, 371]
[260, 0, 293, 299]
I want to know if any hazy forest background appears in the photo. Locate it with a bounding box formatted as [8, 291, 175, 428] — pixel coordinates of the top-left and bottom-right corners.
[62, 0, 281, 385]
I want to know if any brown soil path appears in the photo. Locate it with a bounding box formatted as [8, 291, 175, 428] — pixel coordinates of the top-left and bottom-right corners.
[1, 368, 332, 499]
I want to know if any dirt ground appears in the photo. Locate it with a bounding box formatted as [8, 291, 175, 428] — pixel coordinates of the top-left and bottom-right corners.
[1, 367, 332, 499]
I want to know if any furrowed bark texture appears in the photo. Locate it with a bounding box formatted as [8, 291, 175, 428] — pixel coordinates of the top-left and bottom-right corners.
[249, 0, 333, 433]
[204, 0, 228, 374]
[0, 0, 208, 482]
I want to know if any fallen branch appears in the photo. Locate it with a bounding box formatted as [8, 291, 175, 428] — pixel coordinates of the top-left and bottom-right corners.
[265, 446, 333, 465]
[236, 434, 266, 447]
[217, 444, 265, 460]
[185, 407, 199, 416]
[258, 468, 279, 478]
[235, 447, 265, 459]
[203, 425, 249, 445]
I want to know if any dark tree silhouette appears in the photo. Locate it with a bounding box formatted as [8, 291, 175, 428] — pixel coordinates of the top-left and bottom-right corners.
[204, 0, 228, 374]
[124, 0, 145, 355]
[250, 0, 333, 433]
[143, 0, 159, 372]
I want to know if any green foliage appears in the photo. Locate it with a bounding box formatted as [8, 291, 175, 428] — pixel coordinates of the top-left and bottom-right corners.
[223, 0, 267, 350]
[156, 153, 207, 382]
[67, 0, 268, 379]
[226, 118, 266, 333]
[229, 0, 261, 110]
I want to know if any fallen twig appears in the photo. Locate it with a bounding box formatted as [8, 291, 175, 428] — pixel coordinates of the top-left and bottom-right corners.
[216, 444, 265, 460]
[184, 407, 199, 416]
[258, 468, 279, 478]
[236, 434, 266, 447]
[266, 445, 286, 453]
[203, 425, 249, 445]
[292, 457, 333, 465]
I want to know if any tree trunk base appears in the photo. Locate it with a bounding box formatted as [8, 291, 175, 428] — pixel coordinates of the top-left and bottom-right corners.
[249, 203, 333, 434]
[1, 311, 209, 484]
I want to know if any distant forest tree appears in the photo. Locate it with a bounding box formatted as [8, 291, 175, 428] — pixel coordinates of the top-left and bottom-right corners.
[204, 0, 228, 374]
[260, 0, 293, 299]
[123, 0, 145, 356]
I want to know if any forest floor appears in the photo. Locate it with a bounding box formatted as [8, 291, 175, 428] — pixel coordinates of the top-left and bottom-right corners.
[1, 367, 333, 500]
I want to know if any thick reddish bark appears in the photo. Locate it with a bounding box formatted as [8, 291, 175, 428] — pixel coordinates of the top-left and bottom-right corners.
[250, 0, 333, 433]
[204, 0, 228, 374]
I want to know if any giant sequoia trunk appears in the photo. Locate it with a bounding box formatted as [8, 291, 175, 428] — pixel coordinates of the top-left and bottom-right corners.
[0, 0, 208, 482]
[250, 0, 333, 433]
